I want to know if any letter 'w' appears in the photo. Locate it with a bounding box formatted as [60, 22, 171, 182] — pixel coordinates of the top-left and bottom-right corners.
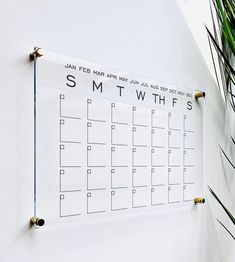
[136, 90, 146, 101]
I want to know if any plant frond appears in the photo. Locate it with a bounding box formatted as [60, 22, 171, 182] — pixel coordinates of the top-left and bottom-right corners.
[208, 186, 235, 225]
[216, 218, 235, 240]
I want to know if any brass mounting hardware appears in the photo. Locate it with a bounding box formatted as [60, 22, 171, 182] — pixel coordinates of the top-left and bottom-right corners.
[29, 48, 44, 61]
[30, 216, 45, 227]
[194, 91, 205, 100]
[194, 197, 205, 204]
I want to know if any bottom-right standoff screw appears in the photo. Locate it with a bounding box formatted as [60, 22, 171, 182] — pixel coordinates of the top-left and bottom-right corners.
[194, 197, 205, 204]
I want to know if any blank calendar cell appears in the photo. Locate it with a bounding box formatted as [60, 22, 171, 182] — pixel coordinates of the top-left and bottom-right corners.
[87, 121, 108, 144]
[60, 118, 84, 143]
[133, 106, 150, 126]
[168, 149, 182, 167]
[60, 168, 82, 192]
[168, 167, 182, 185]
[111, 168, 129, 189]
[133, 147, 149, 167]
[168, 185, 182, 203]
[132, 168, 149, 187]
[183, 167, 195, 184]
[60, 94, 85, 118]
[133, 126, 148, 146]
[184, 115, 195, 132]
[151, 167, 167, 186]
[169, 112, 183, 130]
[111, 103, 132, 124]
[151, 110, 168, 128]
[183, 184, 194, 201]
[111, 146, 130, 167]
[87, 168, 106, 190]
[132, 187, 149, 208]
[184, 132, 195, 149]
[87, 99, 109, 122]
[111, 189, 130, 211]
[87, 145, 107, 167]
[151, 186, 167, 205]
[151, 148, 167, 167]
[151, 128, 167, 147]
[111, 124, 131, 146]
[168, 130, 183, 148]
[183, 150, 194, 166]
[60, 143, 83, 167]
[87, 190, 106, 214]
[60, 192, 82, 217]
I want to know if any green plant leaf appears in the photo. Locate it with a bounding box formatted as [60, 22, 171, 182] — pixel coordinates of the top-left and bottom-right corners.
[215, 0, 235, 55]
[206, 26, 235, 76]
[208, 186, 235, 225]
[219, 145, 235, 169]
[221, 0, 235, 29]
[216, 218, 235, 240]
[228, 97, 235, 111]
[227, 92, 235, 111]
[209, 0, 234, 98]
[231, 136, 235, 145]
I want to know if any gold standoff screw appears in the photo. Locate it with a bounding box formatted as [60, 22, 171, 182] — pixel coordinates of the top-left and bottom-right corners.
[194, 91, 205, 100]
[194, 197, 205, 204]
[30, 216, 45, 227]
[29, 48, 44, 61]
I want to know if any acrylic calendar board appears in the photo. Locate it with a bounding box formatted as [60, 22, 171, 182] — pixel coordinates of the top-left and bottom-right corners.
[34, 49, 204, 226]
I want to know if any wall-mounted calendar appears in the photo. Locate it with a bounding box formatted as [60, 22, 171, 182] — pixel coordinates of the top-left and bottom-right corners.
[35, 49, 203, 226]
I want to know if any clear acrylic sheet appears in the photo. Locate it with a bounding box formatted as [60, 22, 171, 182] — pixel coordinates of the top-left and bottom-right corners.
[34, 49, 204, 226]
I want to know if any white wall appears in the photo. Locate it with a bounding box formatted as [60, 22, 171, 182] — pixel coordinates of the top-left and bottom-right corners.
[179, 1, 235, 260]
[178, 0, 225, 99]
[0, 0, 234, 261]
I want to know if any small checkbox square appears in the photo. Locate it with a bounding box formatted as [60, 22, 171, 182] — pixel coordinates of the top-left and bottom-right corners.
[111, 191, 115, 195]
[111, 125, 115, 130]
[60, 169, 65, 175]
[87, 192, 91, 197]
[151, 188, 155, 192]
[111, 169, 115, 173]
[132, 148, 136, 152]
[111, 147, 115, 152]
[151, 168, 155, 172]
[151, 129, 155, 133]
[132, 189, 136, 193]
[87, 99, 91, 104]
[151, 149, 155, 153]
[111, 103, 115, 107]
[87, 169, 91, 174]
[60, 145, 64, 150]
[132, 169, 136, 173]
[60, 94, 65, 99]
[60, 194, 64, 199]
[87, 122, 91, 127]
[133, 127, 136, 132]
[60, 119, 65, 124]
[133, 107, 136, 111]
[87, 146, 91, 151]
